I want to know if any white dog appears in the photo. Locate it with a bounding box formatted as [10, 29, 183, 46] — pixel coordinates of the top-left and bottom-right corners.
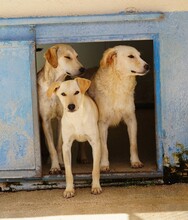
[89, 45, 150, 171]
[37, 44, 85, 174]
[47, 78, 102, 198]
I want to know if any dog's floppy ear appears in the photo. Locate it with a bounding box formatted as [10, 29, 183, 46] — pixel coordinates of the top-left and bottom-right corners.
[100, 48, 117, 68]
[47, 81, 61, 98]
[75, 77, 91, 94]
[44, 46, 58, 68]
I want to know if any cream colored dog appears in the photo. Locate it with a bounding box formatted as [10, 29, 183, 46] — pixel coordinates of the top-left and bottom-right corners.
[37, 44, 85, 174]
[89, 45, 150, 171]
[47, 78, 102, 198]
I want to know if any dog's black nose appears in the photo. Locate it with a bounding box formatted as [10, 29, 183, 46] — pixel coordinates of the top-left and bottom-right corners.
[68, 104, 75, 111]
[144, 64, 150, 71]
[79, 67, 85, 74]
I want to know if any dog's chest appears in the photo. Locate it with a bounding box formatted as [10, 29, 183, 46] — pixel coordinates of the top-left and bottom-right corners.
[102, 85, 133, 108]
[96, 78, 136, 125]
[62, 112, 91, 142]
[74, 133, 88, 142]
[38, 83, 63, 118]
[66, 123, 89, 142]
[43, 95, 63, 118]
[50, 96, 62, 117]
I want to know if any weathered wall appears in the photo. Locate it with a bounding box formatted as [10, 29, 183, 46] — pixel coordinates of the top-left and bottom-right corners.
[0, 9, 188, 182]
[0, 0, 188, 18]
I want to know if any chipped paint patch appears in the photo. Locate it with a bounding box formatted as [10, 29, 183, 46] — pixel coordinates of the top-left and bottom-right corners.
[0, 117, 35, 170]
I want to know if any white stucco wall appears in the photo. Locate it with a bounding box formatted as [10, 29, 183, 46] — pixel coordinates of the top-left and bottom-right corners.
[0, 0, 188, 18]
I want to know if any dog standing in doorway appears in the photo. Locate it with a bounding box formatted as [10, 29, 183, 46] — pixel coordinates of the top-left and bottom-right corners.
[37, 44, 85, 174]
[89, 45, 150, 171]
[47, 78, 102, 198]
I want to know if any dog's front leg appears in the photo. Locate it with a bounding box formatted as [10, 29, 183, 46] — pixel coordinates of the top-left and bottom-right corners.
[62, 139, 75, 198]
[98, 121, 110, 171]
[42, 119, 61, 174]
[88, 137, 102, 195]
[123, 113, 144, 168]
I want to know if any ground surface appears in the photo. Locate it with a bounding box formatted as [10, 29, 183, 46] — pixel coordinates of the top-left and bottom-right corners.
[0, 183, 188, 219]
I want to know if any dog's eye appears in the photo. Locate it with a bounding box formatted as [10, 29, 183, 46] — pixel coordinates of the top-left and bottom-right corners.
[74, 91, 80, 95]
[128, 55, 134, 58]
[61, 92, 66, 96]
[65, 56, 71, 60]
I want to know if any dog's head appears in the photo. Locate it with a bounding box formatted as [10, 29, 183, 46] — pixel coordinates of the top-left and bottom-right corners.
[44, 44, 85, 79]
[47, 78, 91, 112]
[100, 45, 149, 76]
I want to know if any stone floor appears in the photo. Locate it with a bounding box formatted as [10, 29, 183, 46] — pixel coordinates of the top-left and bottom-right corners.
[0, 183, 188, 220]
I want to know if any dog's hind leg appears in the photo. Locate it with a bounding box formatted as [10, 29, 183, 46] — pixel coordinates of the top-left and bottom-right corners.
[98, 121, 110, 172]
[42, 120, 62, 174]
[57, 118, 64, 170]
[123, 113, 144, 168]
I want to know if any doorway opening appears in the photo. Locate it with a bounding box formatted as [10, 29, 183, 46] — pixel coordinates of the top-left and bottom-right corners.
[36, 39, 159, 179]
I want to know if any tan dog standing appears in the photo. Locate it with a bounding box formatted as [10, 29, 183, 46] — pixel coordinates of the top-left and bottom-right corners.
[89, 45, 150, 171]
[47, 78, 102, 198]
[38, 44, 85, 174]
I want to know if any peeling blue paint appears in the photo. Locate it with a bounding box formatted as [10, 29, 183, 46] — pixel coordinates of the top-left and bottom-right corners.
[0, 141, 9, 166]
[14, 134, 28, 159]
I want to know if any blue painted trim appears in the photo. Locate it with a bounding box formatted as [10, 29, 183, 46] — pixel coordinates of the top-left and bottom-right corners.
[29, 39, 42, 177]
[36, 33, 160, 45]
[0, 25, 35, 42]
[0, 12, 164, 26]
[153, 34, 163, 172]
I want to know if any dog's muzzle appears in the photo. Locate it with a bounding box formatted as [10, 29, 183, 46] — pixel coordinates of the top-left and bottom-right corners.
[65, 67, 85, 78]
[131, 64, 150, 75]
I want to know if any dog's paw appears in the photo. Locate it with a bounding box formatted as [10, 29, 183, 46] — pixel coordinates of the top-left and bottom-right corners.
[91, 186, 102, 195]
[100, 166, 110, 172]
[49, 168, 62, 175]
[131, 161, 144, 168]
[63, 189, 75, 199]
